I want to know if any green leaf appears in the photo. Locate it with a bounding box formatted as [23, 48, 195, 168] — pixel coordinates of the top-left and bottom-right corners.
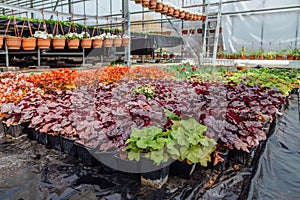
[128, 151, 140, 161]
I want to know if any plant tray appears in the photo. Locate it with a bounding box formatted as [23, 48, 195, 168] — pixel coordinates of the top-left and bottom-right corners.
[48, 135, 62, 151]
[75, 142, 96, 166]
[61, 136, 77, 157]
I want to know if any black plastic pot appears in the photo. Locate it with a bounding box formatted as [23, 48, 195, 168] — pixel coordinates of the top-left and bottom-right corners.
[93, 152, 117, 170]
[115, 154, 140, 173]
[213, 149, 229, 171]
[170, 160, 196, 179]
[5, 124, 23, 138]
[30, 129, 40, 141]
[48, 135, 62, 151]
[38, 132, 48, 146]
[61, 136, 77, 157]
[229, 147, 258, 167]
[0, 120, 5, 134]
[75, 142, 96, 166]
[141, 164, 170, 189]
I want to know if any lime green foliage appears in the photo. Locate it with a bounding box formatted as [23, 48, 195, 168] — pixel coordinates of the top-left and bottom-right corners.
[222, 68, 300, 96]
[265, 51, 276, 59]
[166, 118, 216, 166]
[255, 49, 264, 56]
[164, 109, 179, 120]
[133, 84, 155, 99]
[124, 126, 169, 165]
[124, 118, 217, 166]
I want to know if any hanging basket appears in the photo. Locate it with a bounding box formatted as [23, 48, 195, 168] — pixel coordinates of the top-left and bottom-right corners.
[142, 0, 150, 7]
[67, 38, 80, 49]
[37, 38, 51, 49]
[167, 7, 175, 16]
[113, 38, 122, 47]
[6, 37, 22, 50]
[22, 37, 37, 50]
[0, 35, 5, 49]
[179, 11, 186, 19]
[81, 38, 92, 49]
[92, 39, 103, 48]
[122, 38, 130, 46]
[173, 9, 180, 18]
[135, 0, 142, 4]
[52, 38, 66, 49]
[155, 2, 163, 12]
[104, 38, 113, 48]
[161, 5, 169, 14]
[149, 0, 157, 10]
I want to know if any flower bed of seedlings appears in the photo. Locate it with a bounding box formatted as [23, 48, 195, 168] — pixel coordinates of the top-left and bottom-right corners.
[0, 64, 299, 188]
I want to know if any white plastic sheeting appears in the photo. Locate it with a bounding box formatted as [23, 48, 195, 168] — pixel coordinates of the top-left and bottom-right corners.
[222, 0, 300, 52]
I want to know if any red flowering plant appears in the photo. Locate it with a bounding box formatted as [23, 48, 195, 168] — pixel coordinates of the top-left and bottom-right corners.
[125, 66, 173, 80]
[99, 65, 130, 84]
[27, 68, 78, 94]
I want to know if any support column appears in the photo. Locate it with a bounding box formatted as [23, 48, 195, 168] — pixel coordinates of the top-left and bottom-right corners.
[124, 0, 131, 66]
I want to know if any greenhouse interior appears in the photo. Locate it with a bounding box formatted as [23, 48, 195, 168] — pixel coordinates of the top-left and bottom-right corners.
[0, 0, 299, 199]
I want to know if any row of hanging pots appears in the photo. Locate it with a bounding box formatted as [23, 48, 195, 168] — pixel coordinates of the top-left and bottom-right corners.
[134, 0, 205, 21]
[182, 27, 222, 35]
[2, 37, 130, 50]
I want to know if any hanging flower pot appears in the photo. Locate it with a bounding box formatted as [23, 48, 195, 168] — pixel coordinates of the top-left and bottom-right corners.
[52, 37, 66, 49]
[197, 28, 202, 34]
[37, 38, 51, 49]
[142, 0, 150, 7]
[104, 38, 113, 48]
[155, 2, 163, 12]
[6, 37, 22, 50]
[202, 15, 206, 21]
[161, 4, 168, 14]
[149, 0, 157, 10]
[92, 38, 103, 48]
[81, 38, 92, 48]
[287, 55, 295, 60]
[173, 9, 180, 18]
[135, 0, 142, 4]
[22, 37, 36, 50]
[209, 29, 216, 33]
[122, 37, 130, 46]
[113, 37, 122, 47]
[190, 29, 195, 34]
[179, 11, 186, 19]
[0, 35, 5, 49]
[182, 29, 188, 35]
[67, 38, 80, 49]
[167, 6, 175, 16]
[184, 13, 190, 20]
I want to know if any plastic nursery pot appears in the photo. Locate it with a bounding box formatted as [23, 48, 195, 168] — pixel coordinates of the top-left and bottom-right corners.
[52, 38, 66, 49]
[92, 39, 103, 48]
[0, 35, 4, 49]
[6, 37, 22, 50]
[217, 55, 224, 59]
[74, 142, 96, 166]
[163, 54, 168, 59]
[182, 29, 188, 35]
[22, 37, 37, 50]
[113, 38, 122, 47]
[38, 132, 49, 146]
[93, 151, 117, 170]
[287, 55, 295, 60]
[148, 0, 157, 10]
[135, 0, 142, 3]
[257, 55, 264, 60]
[249, 55, 256, 60]
[48, 134, 63, 151]
[155, 2, 163, 12]
[197, 28, 202, 34]
[229, 147, 258, 167]
[170, 160, 197, 179]
[213, 149, 229, 171]
[4, 124, 23, 138]
[114, 154, 140, 173]
[81, 38, 92, 49]
[142, 0, 150, 8]
[0, 120, 5, 134]
[141, 160, 170, 189]
[276, 55, 284, 60]
[190, 29, 195, 34]
[161, 4, 168, 14]
[37, 38, 51, 49]
[122, 38, 130, 46]
[29, 129, 40, 141]
[61, 136, 77, 157]
[240, 55, 247, 59]
[179, 11, 186, 19]
[67, 38, 80, 49]
[104, 38, 113, 48]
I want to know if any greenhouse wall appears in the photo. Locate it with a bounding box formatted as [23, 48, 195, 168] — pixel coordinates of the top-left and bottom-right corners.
[222, 0, 300, 52]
